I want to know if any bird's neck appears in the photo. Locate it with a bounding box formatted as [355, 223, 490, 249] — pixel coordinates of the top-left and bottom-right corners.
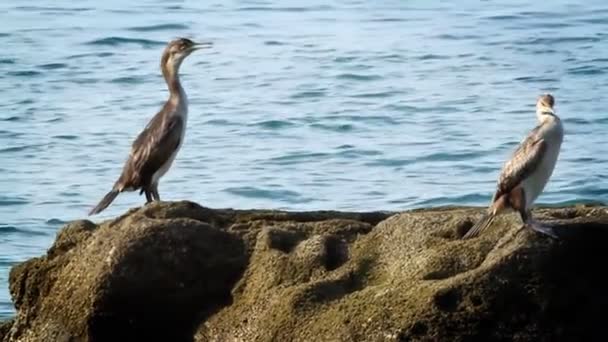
[163, 67, 186, 107]
[536, 107, 558, 124]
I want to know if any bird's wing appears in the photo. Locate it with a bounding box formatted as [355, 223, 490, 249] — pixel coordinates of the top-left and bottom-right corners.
[491, 126, 547, 201]
[117, 112, 184, 190]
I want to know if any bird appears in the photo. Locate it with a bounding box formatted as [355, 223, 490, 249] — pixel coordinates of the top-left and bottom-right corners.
[462, 93, 564, 239]
[88, 37, 212, 216]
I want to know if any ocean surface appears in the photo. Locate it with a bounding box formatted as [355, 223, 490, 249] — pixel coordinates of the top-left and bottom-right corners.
[1, 0, 607, 318]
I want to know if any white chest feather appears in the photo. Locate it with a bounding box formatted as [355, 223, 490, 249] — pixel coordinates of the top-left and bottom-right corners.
[522, 119, 564, 207]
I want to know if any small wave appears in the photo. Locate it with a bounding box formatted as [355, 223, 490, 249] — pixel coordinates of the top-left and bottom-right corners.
[414, 151, 486, 163]
[484, 14, 523, 21]
[250, 120, 294, 129]
[366, 18, 408, 23]
[0, 130, 20, 138]
[417, 54, 450, 61]
[578, 18, 608, 25]
[564, 117, 590, 125]
[7, 70, 42, 77]
[350, 90, 402, 99]
[434, 34, 481, 40]
[14, 6, 92, 12]
[38, 63, 67, 70]
[518, 36, 601, 45]
[110, 76, 145, 84]
[336, 114, 400, 125]
[45, 117, 64, 123]
[567, 65, 607, 76]
[548, 199, 607, 207]
[0, 225, 19, 233]
[336, 73, 382, 81]
[290, 90, 326, 99]
[570, 187, 608, 197]
[412, 193, 491, 207]
[85, 37, 165, 47]
[377, 54, 405, 63]
[264, 40, 286, 46]
[46, 218, 67, 225]
[127, 23, 189, 32]
[333, 56, 357, 63]
[237, 6, 332, 12]
[0, 259, 17, 269]
[0, 145, 29, 153]
[0, 196, 28, 206]
[0, 116, 21, 122]
[514, 76, 559, 83]
[224, 186, 311, 203]
[310, 123, 355, 132]
[524, 22, 573, 29]
[365, 158, 414, 167]
[335, 147, 382, 158]
[268, 152, 330, 165]
[0, 58, 15, 64]
[52, 134, 78, 140]
[66, 52, 114, 59]
[203, 119, 240, 126]
[591, 117, 608, 124]
[588, 58, 608, 63]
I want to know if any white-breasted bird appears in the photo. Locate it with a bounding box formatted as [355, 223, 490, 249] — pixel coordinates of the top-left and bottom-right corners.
[88, 37, 212, 215]
[462, 93, 564, 239]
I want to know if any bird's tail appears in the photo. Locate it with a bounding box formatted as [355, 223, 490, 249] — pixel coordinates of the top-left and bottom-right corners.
[89, 189, 120, 216]
[462, 213, 496, 239]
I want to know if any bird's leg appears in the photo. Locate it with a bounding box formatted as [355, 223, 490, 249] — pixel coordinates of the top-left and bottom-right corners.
[144, 188, 153, 203]
[151, 183, 160, 201]
[511, 187, 529, 235]
[519, 206, 558, 240]
[509, 186, 555, 239]
[525, 216, 558, 239]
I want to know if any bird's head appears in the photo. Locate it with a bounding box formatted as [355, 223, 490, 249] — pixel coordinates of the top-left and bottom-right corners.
[537, 93, 554, 110]
[536, 93, 556, 120]
[161, 37, 212, 74]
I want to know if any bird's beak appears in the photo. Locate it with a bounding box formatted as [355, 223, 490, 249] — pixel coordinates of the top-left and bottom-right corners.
[191, 41, 213, 51]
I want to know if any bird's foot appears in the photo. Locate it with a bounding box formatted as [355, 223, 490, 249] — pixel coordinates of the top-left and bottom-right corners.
[524, 219, 559, 239]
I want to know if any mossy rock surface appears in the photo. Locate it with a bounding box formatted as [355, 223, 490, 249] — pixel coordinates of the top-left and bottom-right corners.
[1, 201, 607, 341]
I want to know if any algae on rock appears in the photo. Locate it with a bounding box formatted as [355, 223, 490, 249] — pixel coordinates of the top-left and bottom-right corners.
[1, 201, 607, 342]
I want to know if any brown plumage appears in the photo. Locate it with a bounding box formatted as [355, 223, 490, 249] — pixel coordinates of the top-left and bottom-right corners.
[463, 94, 564, 239]
[89, 38, 212, 215]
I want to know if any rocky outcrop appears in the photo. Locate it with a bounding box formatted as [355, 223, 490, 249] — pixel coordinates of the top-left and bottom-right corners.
[1, 201, 607, 341]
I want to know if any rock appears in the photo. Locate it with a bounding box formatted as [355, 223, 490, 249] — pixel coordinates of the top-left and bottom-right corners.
[2, 201, 607, 341]
[3, 201, 250, 342]
[0, 320, 12, 341]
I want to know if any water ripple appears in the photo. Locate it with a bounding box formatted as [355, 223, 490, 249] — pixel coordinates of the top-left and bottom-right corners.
[224, 186, 312, 203]
[0, 225, 19, 233]
[38, 63, 68, 70]
[66, 52, 114, 59]
[126, 24, 189, 32]
[7, 70, 42, 77]
[0, 196, 28, 206]
[85, 37, 165, 47]
[268, 152, 330, 165]
[335, 73, 382, 81]
[250, 120, 295, 129]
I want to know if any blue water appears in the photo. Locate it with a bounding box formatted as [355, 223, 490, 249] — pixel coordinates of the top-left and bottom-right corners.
[1, 0, 607, 318]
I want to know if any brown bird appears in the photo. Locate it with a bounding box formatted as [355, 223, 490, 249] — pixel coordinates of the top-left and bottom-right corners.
[88, 37, 212, 215]
[462, 94, 564, 239]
